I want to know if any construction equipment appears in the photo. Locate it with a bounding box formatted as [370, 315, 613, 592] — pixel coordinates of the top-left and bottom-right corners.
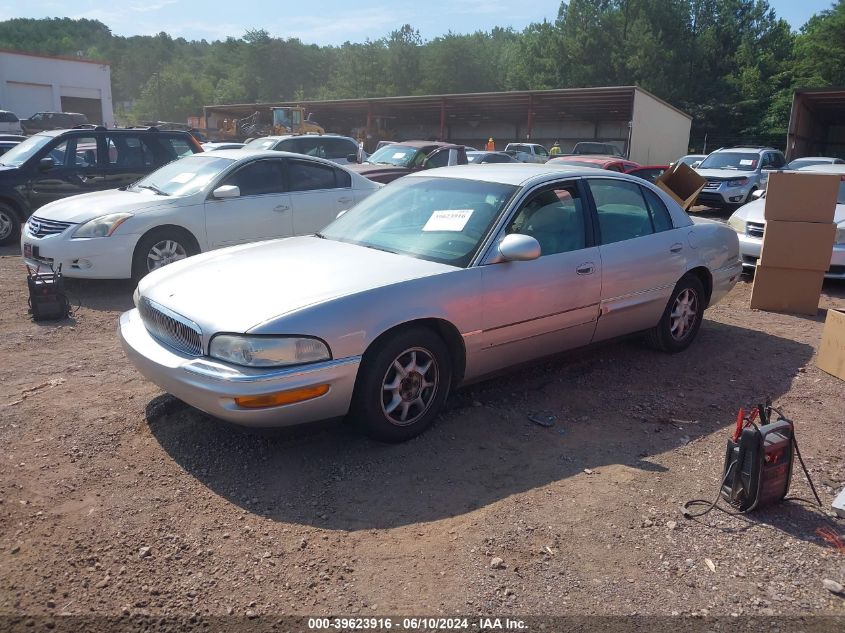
[271, 107, 324, 136]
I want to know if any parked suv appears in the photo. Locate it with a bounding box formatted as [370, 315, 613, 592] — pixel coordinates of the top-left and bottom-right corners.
[0, 127, 202, 244]
[695, 146, 786, 208]
[572, 141, 624, 157]
[0, 110, 22, 134]
[504, 143, 549, 163]
[244, 134, 361, 165]
[20, 112, 89, 135]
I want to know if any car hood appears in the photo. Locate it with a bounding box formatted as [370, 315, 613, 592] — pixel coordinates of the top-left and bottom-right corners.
[695, 169, 756, 180]
[139, 236, 457, 334]
[347, 163, 410, 177]
[732, 197, 845, 224]
[32, 189, 176, 223]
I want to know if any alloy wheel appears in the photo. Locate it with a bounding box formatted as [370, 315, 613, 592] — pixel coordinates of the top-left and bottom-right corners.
[380, 347, 439, 426]
[0, 211, 12, 241]
[670, 288, 698, 341]
[146, 239, 188, 272]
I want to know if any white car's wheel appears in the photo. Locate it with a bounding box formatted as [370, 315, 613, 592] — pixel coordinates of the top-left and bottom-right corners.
[132, 228, 198, 281]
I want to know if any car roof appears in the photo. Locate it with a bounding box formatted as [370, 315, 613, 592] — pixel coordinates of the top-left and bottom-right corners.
[199, 148, 357, 167]
[393, 140, 460, 149]
[408, 162, 637, 186]
[791, 156, 841, 162]
[252, 134, 356, 142]
[714, 146, 775, 153]
[36, 127, 192, 138]
[797, 164, 845, 175]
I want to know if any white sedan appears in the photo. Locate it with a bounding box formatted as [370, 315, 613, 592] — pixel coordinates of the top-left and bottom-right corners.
[21, 150, 380, 279]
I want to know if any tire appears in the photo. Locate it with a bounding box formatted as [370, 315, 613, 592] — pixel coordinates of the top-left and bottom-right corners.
[349, 327, 452, 442]
[131, 228, 199, 281]
[0, 203, 21, 246]
[645, 274, 706, 353]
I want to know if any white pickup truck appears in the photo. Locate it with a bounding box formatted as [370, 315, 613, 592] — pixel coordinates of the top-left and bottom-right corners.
[504, 143, 549, 164]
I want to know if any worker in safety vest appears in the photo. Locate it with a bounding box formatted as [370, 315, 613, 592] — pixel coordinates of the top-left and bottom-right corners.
[549, 140, 561, 156]
[486, 137, 495, 152]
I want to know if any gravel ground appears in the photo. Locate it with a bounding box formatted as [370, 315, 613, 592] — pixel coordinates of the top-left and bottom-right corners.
[1, 241, 844, 628]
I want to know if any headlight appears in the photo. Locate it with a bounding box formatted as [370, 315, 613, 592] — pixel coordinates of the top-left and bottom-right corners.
[836, 225, 845, 245]
[727, 215, 747, 233]
[73, 213, 133, 238]
[726, 177, 749, 187]
[209, 335, 331, 368]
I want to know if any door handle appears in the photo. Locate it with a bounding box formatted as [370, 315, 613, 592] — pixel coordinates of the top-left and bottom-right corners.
[273, 204, 290, 212]
[337, 197, 353, 204]
[576, 263, 595, 275]
[670, 243, 683, 253]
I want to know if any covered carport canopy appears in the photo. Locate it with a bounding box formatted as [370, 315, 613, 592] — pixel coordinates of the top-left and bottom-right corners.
[204, 86, 639, 144]
[786, 87, 845, 160]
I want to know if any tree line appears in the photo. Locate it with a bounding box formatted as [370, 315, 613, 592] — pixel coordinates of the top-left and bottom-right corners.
[0, 0, 843, 150]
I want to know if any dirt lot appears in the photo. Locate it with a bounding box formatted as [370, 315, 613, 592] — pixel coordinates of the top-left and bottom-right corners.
[1, 241, 844, 625]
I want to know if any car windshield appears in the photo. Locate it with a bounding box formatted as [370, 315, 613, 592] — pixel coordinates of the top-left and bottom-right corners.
[244, 138, 279, 150]
[698, 152, 759, 171]
[549, 159, 605, 169]
[129, 155, 235, 196]
[0, 134, 53, 167]
[320, 176, 518, 267]
[575, 143, 610, 154]
[679, 155, 703, 166]
[365, 144, 424, 167]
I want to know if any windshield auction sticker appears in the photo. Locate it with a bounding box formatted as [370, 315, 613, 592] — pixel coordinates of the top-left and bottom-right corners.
[422, 209, 474, 232]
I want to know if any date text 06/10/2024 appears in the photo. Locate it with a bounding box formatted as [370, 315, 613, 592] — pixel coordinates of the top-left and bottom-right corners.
[307, 617, 528, 630]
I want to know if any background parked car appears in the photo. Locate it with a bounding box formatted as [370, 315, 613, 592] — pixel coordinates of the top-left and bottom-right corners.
[547, 155, 641, 172]
[19, 111, 88, 134]
[674, 154, 707, 168]
[121, 164, 740, 441]
[504, 143, 549, 163]
[0, 134, 24, 158]
[466, 151, 518, 164]
[21, 150, 380, 279]
[0, 110, 22, 134]
[202, 142, 245, 151]
[245, 134, 362, 165]
[785, 156, 844, 170]
[625, 165, 668, 183]
[695, 146, 786, 208]
[727, 163, 845, 279]
[0, 127, 202, 245]
[571, 141, 624, 157]
[348, 141, 467, 184]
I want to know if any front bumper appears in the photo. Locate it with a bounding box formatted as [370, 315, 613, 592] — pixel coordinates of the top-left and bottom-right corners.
[737, 232, 845, 279]
[119, 309, 361, 427]
[697, 182, 753, 206]
[21, 229, 136, 279]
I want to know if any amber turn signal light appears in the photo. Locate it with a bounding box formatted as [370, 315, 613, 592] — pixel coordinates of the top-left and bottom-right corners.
[234, 384, 329, 409]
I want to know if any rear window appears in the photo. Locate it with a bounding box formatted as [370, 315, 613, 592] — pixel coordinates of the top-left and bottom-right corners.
[0, 112, 18, 123]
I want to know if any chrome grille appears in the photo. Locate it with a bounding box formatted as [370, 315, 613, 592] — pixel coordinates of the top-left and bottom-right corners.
[746, 222, 765, 239]
[703, 179, 721, 190]
[27, 216, 75, 238]
[138, 297, 202, 356]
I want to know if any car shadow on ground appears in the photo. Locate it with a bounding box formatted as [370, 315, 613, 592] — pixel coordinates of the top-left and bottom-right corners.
[146, 320, 814, 532]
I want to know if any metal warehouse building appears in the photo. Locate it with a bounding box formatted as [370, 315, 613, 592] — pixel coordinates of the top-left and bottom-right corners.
[786, 87, 845, 160]
[0, 50, 114, 126]
[203, 86, 691, 164]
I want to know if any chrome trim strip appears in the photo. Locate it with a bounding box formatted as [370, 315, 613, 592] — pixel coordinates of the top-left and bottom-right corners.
[483, 303, 599, 333]
[183, 355, 362, 383]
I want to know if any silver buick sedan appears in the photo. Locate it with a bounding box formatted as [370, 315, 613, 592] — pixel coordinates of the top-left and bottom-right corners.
[120, 164, 741, 441]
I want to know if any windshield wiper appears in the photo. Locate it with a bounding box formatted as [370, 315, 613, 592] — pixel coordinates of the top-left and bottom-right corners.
[137, 184, 169, 196]
[314, 232, 326, 239]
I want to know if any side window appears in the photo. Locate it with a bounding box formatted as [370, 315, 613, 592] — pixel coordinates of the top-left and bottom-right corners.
[506, 184, 587, 256]
[288, 159, 337, 191]
[426, 149, 450, 169]
[606, 164, 622, 172]
[335, 168, 351, 188]
[106, 135, 154, 168]
[50, 136, 98, 167]
[324, 138, 357, 159]
[221, 160, 286, 196]
[588, 178, 655, 244]
[772, 153, 786, 168]
[535, 146, 549, 157]
[641, 187, 674, 232]
[296, 138, 325, 158]
[161, 136, 194, 159]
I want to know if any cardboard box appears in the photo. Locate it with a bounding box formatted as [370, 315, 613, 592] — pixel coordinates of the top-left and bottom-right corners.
[764, 172, 839, 223]
[655, 162, 706, 211]
[816, 308, 845, 382]
[759, 220, 836, 271]
[749, 265, 825, 315]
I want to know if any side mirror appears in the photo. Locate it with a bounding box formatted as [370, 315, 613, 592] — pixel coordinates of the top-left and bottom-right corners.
[752, 189, 765, 200]
[498, 233, 541, 262]
[346, 153, 359, 163]
[212, 185, 240, 199]
[691, 161, 701, 169]
[38, 157, 55, 171]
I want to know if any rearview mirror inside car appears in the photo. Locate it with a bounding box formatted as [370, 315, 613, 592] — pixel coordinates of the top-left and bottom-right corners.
[38, 157, 55, 171]
[212, 185, 240, 199]
[498, 233, 541, 262]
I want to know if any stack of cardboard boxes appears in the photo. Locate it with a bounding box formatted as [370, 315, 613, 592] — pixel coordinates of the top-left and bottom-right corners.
[749, 172, 840, 315]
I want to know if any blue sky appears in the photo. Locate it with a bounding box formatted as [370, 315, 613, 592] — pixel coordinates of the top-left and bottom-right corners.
[0, 0, 836, 45]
